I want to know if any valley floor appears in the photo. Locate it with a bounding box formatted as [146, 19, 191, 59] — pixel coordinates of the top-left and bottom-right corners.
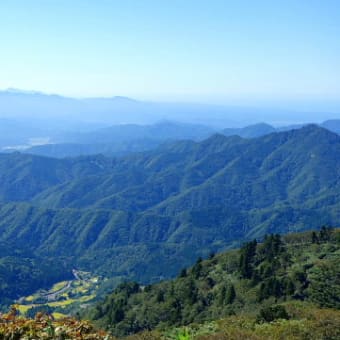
[15, 270, 101, 319]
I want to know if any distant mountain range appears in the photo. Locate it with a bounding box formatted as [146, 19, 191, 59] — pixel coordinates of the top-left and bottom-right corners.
[0, 125, 340, 303]
[0, 89, 236, 127]
[223, 120, 340, 137]
[1, 88, 339, 127]
[222, 122, 276, 137]
[1, 89, 340, 158]
[10, 119, 340, 158]
[20, 121, 215, 157]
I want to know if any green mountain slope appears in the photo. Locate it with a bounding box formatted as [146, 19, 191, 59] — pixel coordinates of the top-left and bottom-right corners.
[86, 228, 340, 337]
[0, 153, 114, 202]
[0, 125, 340, 303]
[30, 125, 340, 213]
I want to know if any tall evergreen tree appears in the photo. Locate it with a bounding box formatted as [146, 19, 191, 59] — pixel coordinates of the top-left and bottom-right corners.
[226, 284, 236, 304]
[239, 239, 257, 279]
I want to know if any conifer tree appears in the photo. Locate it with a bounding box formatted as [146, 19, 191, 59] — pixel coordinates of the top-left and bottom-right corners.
[226, 284, 236, 304]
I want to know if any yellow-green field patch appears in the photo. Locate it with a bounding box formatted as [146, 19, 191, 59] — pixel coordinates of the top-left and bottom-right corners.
[52, 312, 67, 319]
[50, 281, 69, 292]
[17, 304, 35, 314]
[16, 271, 102, 317]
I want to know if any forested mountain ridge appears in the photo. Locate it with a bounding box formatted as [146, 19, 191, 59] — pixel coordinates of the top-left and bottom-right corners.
[14, 124, 340, 212]
[0, 153, 114, 202]
[87, 228, 340, 338]
[1, 125, 340, 303]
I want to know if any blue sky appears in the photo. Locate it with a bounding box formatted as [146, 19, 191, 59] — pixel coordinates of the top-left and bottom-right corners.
[0, 0, 339, 107]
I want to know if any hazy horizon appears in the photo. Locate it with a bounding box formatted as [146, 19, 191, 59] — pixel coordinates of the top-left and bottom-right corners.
[1, 1, 340, 136]
[1, 1, 339, 109]
[1, 87, 340, 115]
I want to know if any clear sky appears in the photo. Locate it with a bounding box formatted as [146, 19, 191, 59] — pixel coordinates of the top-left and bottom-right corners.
[1, 0, 340, 106]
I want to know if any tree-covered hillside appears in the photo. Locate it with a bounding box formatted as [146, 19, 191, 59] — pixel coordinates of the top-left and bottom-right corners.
[1, 125, 340, 303]
[0, 153, 114, 202]
[31, 125, 340, 213]
[86, 228, 340, 338]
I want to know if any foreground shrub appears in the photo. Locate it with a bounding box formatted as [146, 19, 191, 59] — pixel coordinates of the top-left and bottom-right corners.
[0, 306, 114, 339]
[256, 305, 289, 323]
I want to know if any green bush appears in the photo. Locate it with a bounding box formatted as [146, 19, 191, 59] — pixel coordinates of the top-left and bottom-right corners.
[256, 305, 290, 323]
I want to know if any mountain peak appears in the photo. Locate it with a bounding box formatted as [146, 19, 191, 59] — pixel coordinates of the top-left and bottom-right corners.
[2, 88, 44, 95]
[112, 96, 138, 103]
[292, 123, 337, 137]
